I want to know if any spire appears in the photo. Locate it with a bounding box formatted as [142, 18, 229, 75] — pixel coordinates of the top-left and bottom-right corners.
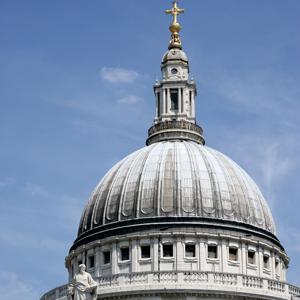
[165, 0, 184, 49]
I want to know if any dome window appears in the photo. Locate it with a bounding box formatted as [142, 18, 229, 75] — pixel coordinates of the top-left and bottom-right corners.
[87, 255, 95, 269]
[229, 247, 238, 261]
[263, 255, 270, 269]
[185, 244, 196, 258]
[275, 259, 280, 272]
[207, 245, 218, 259]
[141, 245, 151, 259]
[248, 250, 256, 265]
[103, 250, 111, 265]
[162, 244, 174, 258]
[120, 247, 130, 261]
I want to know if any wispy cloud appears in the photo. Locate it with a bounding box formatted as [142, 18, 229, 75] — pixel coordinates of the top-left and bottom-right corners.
[0, 272, 39, 300]
[0, 177, 15, 188]
[24, 182, 49, 197]
[117, 94, 142, 104]
[260, 142, 295, 198]
[51, 97, 105, 117]
[205, 69, 300, 118]
[220, 132, 299, 209]
[100, 67, 139, 83]
[0, 231, 67, 251]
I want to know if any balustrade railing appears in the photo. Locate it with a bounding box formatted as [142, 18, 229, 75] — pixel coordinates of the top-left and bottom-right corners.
[289, 283, 300, 296]
[242, 274, 263, 289]
[268, 279, 286, 293]
[148, 120, 203, 136]
[40, 271, 300, 300]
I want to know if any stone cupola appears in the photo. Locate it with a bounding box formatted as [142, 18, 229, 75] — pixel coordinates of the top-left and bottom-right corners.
[146, 0, 204, 146]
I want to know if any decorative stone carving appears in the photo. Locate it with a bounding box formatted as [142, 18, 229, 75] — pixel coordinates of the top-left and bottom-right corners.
[68, 264, 97, 300]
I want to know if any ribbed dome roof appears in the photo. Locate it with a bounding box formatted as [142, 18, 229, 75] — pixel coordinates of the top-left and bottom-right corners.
[78, 141, 276, 238]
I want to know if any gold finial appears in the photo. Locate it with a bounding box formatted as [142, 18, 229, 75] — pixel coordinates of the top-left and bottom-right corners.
[165, 0, 184, 49]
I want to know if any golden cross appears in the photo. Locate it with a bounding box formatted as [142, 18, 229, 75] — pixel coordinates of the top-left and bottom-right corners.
[165, 0, 184, 24]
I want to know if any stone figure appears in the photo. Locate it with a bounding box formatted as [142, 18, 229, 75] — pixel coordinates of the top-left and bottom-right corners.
[68, 264, 98, 300]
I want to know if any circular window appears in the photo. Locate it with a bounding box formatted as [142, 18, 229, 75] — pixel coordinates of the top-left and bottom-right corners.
[171, 68, 178, 74]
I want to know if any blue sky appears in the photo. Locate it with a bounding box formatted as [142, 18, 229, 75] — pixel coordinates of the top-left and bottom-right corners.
[0, 0, 299, 299]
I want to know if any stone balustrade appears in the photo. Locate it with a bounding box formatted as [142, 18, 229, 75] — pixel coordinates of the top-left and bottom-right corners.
[40, 271, 300, 300]
[148, 120, 203, 136]
[146, 120, 205, 145]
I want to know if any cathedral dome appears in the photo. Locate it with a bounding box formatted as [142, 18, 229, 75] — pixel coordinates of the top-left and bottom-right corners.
[76, 141, 276, 247]
[42, 3, 297, 300]
[71, 2, 282, 254]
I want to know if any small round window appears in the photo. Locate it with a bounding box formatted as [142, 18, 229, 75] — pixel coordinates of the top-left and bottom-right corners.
[171, 68, 178, 74]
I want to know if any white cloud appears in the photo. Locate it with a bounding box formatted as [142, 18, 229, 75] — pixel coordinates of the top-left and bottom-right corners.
[100, 67, 139, 83]
[0, 272, 39, 300]
[117, 95, 142, 104]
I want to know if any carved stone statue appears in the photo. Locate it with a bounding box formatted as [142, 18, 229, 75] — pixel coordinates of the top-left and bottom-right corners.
[68, 264, 98, 300]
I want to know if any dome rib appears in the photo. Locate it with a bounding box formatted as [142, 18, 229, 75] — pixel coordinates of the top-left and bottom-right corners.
[119, 146, 151, 219]
[184, 142, 198, 215]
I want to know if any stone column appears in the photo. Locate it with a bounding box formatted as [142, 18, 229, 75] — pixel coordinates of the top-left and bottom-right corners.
[191, 90, 195, 118]
[155, 92, 158, 118]
[178, 88, 182, 114]
[111, 242, 118, 274]
[270, 251, 275, 279]
[81, 251, 86, 265]
[152, 237, 159, 272]
[162, 88, 166, 115]
[74, 256, 78, 274]
[95, 246, 101, 277]
[199, 238, 206, 271]
[280, 259, 284, 281]
[176, 237, 183, 271]
[241, 243, 247, 274]
[221, 240, 227, 273]
[167, 89, 170, 114]
[258, 247, 263, 277]
[283, 261, 287, 281]
[131, 239, 138, 273]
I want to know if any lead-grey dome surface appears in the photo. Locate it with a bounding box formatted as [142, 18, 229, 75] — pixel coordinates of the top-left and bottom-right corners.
[78, 141, 276, 237]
